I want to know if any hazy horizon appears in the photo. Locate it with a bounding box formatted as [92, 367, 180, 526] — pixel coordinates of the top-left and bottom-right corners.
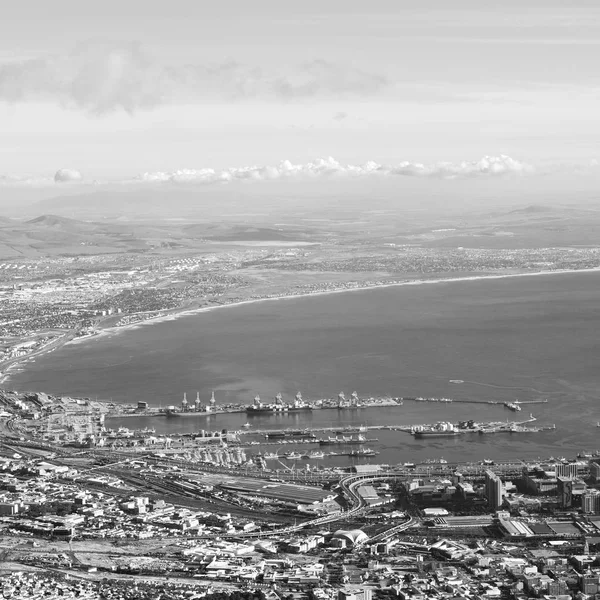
[1, 1, 599, 187]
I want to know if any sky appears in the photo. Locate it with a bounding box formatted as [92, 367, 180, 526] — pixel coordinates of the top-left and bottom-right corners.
[0, 0, 599, 182]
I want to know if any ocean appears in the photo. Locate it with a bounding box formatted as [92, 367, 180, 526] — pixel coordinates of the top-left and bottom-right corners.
[7, 270, 600, 463]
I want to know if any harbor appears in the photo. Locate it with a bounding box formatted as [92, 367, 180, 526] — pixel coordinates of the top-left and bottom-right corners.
[92, 412, 560, 474]
[108, 392, 550, 419]
[100, 389, 585, 468]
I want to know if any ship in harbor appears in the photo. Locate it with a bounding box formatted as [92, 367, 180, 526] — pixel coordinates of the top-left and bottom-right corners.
[343, 448, 379, 457]
[246, 392, 313, 414]
[283, 451, 302, 460]
[411, 422, 462, 438]
[318, 434, 370, 446]
[302, 450, 325, 459]
[504, 400, 522, 412]
[165, 391, 217, 417]
[264, 429, 317, 440]
[334, 425, 368, 434]
[337, 391, 363, 409]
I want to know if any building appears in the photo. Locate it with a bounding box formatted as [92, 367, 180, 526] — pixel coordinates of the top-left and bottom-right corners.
[580, 572, 600, 595]
[555, 463, 579, 479]
[485, 470, 504, 510]
[590, 462, 600, 483]
[0, 502, 20, 516]
[332, 529, 369, 547]
[338, 589, 372, 600]
[583, 490, 600, 515]
[521, 466, 558, 495]
[557, 476, 573, 509]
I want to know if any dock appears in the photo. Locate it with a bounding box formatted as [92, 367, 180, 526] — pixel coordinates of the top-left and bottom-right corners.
[107, 395, 549, 419]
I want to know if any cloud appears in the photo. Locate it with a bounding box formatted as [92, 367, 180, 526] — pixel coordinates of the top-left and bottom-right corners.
[388, 155, 533, 178]
[54, 168, 83, 183]
[0, 175, 54, 187]
[0, 42, 391, 114]
[0, 155, 542, 188]
[136, 155, 533, 184]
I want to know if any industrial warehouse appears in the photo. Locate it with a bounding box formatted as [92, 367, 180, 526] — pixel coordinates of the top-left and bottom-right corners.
[220, 479, 338, 506]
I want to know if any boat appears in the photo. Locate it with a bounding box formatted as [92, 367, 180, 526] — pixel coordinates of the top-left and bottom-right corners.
[289, 429, 316, 437]
[336, 390, 363, 409]
[265, 429, 316, 440]
[318, 434, 367, 446]
[348, 448, 379, 457]
[284, 451, 302, 460]
[424, 457, 448, 464]
[412, 422, 461, 438]
[137, 427, 156, 435]
[301, 450, 325, 459]
[246, 392, 313, 414]
[413, 430, 461, 438]
[403, 462, 416, 468]
[504, 401, 522, 412]
[242, 423, 251, 429]
[334, 425, 368, 434]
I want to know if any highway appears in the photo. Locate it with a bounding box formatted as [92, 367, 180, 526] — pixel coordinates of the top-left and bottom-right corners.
[220, 472, 414, 540]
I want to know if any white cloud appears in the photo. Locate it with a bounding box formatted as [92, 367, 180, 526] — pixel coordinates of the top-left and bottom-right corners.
[0, 155, 545, 189]
[135, 155, 532, 184]
[54, 168, 83, 183]
[0, 174, 54, 187]
[0, 42, 390, 114]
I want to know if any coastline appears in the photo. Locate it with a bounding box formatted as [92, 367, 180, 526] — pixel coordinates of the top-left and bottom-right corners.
[2, 265, 600, 386]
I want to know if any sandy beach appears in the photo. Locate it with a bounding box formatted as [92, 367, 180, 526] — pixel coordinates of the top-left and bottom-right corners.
[61, 264, 600, 343]
[2, 265, 600, 386]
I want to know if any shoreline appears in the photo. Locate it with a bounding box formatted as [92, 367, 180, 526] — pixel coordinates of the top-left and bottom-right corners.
[2, 264, 600, 386]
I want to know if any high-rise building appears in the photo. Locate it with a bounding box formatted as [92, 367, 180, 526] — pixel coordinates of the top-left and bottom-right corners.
[590, 461, 600, 483]
[557, 476, 574, 509]
[582, 490, 600, 515]
[555, 463, 579, 479]
[485, 470, 504, 510]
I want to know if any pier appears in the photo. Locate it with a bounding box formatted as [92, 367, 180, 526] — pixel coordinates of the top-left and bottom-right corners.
[107, 394, 550, 419]
[236, 414, 548, 439]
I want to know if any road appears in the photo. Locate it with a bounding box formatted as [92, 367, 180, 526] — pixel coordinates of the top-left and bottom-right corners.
[220, 472, 414, 540]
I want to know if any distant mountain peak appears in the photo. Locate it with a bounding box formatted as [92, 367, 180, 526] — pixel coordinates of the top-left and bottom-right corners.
[508, 204, 551, 215]
[26, 214, 86, 227]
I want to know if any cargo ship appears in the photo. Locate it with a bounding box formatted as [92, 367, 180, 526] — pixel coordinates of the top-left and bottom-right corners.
[350, 448, 379, 457]
[334, 425, 368, 434]
[265, 429, 317, 440]
[165, 391, 218, 417]
[246, 392, 313, 414]
[344, 448, 379, 457]
[411, 422, 462, 439]
[318, 434, 368, 446]
[302, 451, 325, 459]
[413, 430, 461, 438]
[336, 391, 363, 409]
[504, 401, 522, 412]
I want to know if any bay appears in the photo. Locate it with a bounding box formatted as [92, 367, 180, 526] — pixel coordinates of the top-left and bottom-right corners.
[7, 271, 600, 463]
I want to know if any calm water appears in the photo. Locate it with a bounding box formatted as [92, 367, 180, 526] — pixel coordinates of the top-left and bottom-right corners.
[8, 271, 600, 463]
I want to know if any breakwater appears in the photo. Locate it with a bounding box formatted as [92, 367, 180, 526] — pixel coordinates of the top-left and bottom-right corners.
[107, 395, 549, 419]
